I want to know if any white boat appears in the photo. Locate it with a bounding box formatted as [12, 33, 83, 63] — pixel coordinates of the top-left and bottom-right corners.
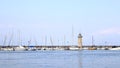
[1, 48, 13, 51]
[109, 47, 120, 50]
[14, 46, 26, 51]
[69, 47, 81, 50]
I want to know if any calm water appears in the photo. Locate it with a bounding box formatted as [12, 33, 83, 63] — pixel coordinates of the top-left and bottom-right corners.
[0, 50, 120, 68]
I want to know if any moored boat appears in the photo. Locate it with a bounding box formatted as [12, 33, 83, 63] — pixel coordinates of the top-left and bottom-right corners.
[109, 47, 120, 50]
[13, 46, 26, 51]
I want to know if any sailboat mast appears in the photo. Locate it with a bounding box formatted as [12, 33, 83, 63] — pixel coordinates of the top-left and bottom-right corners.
[72, 25, 74, 46]
[3, 35, 7, 46]
[50, 36, 53, 46]
[34, 37, 37, 46]
[92, 36, 94, 46]
[64, 35, 66, 45]
[45, 36, 47, 46]
[18, 30, 23, 46]
[8, 32, 13, 46]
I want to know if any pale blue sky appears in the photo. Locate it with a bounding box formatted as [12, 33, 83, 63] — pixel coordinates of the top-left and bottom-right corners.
[0, 0, 120, 45]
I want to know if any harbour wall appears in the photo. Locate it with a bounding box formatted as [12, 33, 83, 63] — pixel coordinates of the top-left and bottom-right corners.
[0, 45, 120, 51]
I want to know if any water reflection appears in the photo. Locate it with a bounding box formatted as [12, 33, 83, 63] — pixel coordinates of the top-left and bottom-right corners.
[78, 51, 83, 68]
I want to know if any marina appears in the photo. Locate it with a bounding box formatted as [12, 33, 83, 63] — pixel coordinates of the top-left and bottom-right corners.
[0, 34, 120, 51]
[0, 0, 120, 68]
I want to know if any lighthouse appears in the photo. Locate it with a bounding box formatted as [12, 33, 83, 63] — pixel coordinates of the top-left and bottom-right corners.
[78, 33, 83, 48]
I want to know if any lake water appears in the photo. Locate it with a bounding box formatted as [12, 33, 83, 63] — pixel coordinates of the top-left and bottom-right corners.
[0, 50, 120, 68]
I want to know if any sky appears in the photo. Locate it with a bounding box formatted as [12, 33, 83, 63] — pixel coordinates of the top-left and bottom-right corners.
[0, 0, 120, 46]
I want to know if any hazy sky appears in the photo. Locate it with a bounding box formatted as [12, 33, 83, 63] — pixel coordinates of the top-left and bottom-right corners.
[0, 0, 120, 45]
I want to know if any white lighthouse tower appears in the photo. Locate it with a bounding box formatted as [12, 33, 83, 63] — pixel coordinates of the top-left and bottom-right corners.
[78, 33, 83, 49]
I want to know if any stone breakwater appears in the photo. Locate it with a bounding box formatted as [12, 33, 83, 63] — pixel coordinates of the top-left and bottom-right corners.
[0, 45, 119, 51]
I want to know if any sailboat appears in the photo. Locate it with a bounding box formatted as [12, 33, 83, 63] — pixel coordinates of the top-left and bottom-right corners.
[88, 36, 97, 50]
[3, 33, 14, 51]
[13, 31, 26, 51]
[1, 35, 8, 51]
[109, 47, 120, 50]
[14, 46, 26, 51]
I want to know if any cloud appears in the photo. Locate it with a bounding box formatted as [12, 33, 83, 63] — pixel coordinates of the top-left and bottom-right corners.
[94, 27, 120, 35]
